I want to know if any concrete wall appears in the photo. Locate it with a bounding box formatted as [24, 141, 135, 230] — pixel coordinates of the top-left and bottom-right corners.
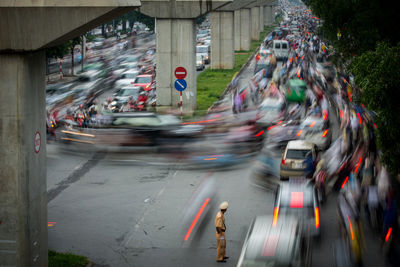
[0, 51, 47, 267]
[156, 18, 196, 111]
[140, 0, 231, 18]
[210, 11, 234, 69]
[259, 5, 264, 32]
[264, 5, 273, 26]
[251, 6, 260, 41]
[234, 8, 251, 51]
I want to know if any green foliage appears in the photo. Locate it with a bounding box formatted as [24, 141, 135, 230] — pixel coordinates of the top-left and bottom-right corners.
[48, 250, 88, 267]
[350, 42, 400, 174]
[46, 43, 69, 59]
[304, 0, 398, 60]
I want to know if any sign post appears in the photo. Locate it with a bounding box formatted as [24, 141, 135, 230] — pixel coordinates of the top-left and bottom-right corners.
[174, 67, 187, 120]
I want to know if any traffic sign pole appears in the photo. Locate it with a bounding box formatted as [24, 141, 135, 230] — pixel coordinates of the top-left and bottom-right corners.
[174, 67, 187, 120]
[180, 91, 183, 120]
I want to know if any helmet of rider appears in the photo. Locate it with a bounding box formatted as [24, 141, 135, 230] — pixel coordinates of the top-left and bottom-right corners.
[107, 97, 113, 103]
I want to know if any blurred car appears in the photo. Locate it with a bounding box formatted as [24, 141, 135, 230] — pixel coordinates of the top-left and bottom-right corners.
[70, 78, 103, 100]
[196, 45, 210, 64]
[82, 62, 107, 77]
[257, 97, 286, 126]
[298, 115, 331, 151]
[254, 57, 276, 78]
[280, 140, 317, 179]
[92, 37, 105, 49]
[271, 40, 289, 61]
[196, 54, 205, 71]
[274, 182, 321, 238]
[131, 74, 154, 91]
[113, 86, 141, 104]
[237, 215, 310, 267]
[46, 82, 75, 106]
[114, 69, 140, 89]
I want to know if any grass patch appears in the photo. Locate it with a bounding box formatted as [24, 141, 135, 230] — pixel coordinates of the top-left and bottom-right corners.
[49, 250, 89, 267]
[196, 53, 251, 112]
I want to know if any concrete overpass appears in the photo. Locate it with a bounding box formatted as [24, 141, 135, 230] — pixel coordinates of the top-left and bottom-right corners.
[209, 0, 276, 70]
[0, 1, 281, 265]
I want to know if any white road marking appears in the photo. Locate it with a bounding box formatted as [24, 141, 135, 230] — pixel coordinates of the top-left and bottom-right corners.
[123, 169, 179, 247]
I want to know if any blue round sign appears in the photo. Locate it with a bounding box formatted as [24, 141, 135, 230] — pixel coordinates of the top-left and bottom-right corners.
[174, 79, 187, 92]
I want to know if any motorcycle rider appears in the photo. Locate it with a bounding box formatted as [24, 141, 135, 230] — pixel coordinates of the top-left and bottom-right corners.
[136, 90, 148, 111]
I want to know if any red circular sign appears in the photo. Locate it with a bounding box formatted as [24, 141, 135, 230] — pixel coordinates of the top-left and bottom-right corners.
[34, 131, 41, 154]
[174, 67, 187, 79]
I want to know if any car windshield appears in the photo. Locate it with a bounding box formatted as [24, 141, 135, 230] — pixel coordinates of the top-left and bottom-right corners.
[261, 100, 282, 111]
[112, 117, 162, 127]
[135, 77, 151, 84]
[196, 46, 208, 53]
[117, 88, 139, 97]
[83, 64, 101, 70]
[77, 76, 91, 82]
[286, 149, 311, 160]
[125, 56, 138, 62]
[121, 73, 137, 79]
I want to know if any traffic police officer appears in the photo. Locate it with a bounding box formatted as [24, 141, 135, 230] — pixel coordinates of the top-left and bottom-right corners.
[215, 201, 229, 262]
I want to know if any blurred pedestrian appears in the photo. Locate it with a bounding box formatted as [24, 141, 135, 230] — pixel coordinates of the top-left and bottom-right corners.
[215, 201, 229, 263]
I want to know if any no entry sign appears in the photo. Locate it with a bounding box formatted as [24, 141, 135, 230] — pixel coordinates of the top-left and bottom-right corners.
[34, 131, 41, 154]
[174, 67, 187, 79]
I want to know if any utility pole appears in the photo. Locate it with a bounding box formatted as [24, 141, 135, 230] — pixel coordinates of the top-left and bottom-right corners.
[81, 35, 86, 72]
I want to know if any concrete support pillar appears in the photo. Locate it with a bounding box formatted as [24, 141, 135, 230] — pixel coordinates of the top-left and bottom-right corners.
[155, 18, 196, 112]
[264, 5, 273, 26]
[234, 8, 251, 51]
[234, 9, 241, 51]
[0, 51, 47, 267]
[210, 11, 234, 69]
[259, 6, 264, 32]
[251, 6, 260, 41]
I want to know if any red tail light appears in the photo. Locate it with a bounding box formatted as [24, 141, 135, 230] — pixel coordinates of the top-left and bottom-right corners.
[314, 207, 320, 228]
[255, 130, 264, 137]
[347, 215, 354, 240]
[281, 159, 286, 165]
[341, 176, 349, 189]
[357, 112, 362, 125]
[385, 227, 392, 242]
[272, 207, 279, 227]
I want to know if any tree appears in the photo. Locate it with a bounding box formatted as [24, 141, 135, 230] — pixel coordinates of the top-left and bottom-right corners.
[304, 0, 399, 60]
[68, 36, 82, 75]
[350, 43, 400, 174]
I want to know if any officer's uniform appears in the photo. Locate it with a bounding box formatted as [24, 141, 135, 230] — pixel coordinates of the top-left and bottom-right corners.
[215, 202, 228, 261]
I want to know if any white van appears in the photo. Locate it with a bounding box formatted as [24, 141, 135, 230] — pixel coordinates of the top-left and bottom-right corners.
[271, 40, 289, 61]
